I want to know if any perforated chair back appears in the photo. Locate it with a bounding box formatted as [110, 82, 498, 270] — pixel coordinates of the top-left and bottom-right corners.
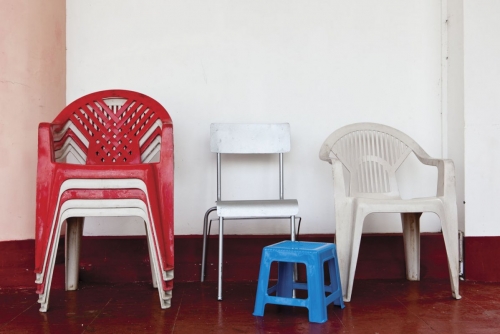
[52, 90, 172, 165]
[319, 122, 430, 199]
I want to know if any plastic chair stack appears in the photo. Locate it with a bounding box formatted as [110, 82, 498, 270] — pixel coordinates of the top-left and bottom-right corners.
[35, 90, 174, 311]
[253, 241, 345, 323]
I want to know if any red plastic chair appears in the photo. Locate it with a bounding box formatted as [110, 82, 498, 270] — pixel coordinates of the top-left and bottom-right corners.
[35, 90, 174, 311]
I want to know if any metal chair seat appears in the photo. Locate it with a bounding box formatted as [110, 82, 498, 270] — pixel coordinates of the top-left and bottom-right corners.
[216, 199, 298, 217]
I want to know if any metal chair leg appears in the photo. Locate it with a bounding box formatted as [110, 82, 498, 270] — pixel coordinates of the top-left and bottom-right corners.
[201, 206, 217, 282]
[290, 215, 297, 298]
[218, 216, 224, 301]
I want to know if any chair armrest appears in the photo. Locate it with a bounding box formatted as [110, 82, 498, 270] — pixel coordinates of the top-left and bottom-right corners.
[436, 159, 457, 199]
[37, 123, 55, 166]
[36, 123, 56, 232]
[153, 122, 174, 264]
[155, 121, 174, 209]
[159, 122, 174, 164]
[416, 155, 457, 199]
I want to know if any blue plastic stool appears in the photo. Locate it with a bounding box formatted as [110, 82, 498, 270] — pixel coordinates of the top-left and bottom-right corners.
[253, 241, 345, 323]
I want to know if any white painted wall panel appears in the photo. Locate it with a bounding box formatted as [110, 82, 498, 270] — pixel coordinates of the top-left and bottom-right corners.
[67, 0, 443, 236]
[464, 0, 500, 236]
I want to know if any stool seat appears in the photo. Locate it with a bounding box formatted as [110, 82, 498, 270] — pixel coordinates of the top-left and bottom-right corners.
[253, 241, 344, 323]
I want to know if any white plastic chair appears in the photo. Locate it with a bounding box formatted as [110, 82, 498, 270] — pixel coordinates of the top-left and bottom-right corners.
[201, 123, 299, 300]
[319, 123, 461, 302]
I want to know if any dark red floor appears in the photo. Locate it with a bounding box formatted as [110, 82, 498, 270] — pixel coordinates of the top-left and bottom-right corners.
[0, 280, 499, 333]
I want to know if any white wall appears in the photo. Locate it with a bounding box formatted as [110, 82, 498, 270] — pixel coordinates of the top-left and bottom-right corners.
[447, 0, 465, 232]
[67, 0, 444, 236]
[464, 0, 500, 236]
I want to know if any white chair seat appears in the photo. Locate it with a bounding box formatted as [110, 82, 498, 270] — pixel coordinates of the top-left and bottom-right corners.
[216, 199, 299, 217]
[353, 197, 446, 214]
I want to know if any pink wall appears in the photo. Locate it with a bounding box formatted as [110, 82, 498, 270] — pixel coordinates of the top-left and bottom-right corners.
[0, 0, 65, 241]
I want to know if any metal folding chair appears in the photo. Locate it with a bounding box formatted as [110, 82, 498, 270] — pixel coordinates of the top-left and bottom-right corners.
[200, 123, 300, 300]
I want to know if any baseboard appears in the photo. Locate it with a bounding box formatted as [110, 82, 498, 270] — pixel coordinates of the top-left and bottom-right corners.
[464, 236, 500, 282]
[0, 234, 490, 289]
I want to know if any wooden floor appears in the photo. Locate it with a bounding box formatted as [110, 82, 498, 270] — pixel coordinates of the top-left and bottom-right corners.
[0, 279, 499, 333]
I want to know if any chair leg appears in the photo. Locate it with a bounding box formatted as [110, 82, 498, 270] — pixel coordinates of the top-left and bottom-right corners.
[440, 203, 462, 299]
[290, 215, 296, 241]
[145, 223, 158, 289]
[218, 216, 224, 301]
[201, 206, 216, 282]
[345, 208, 366, 302]
[143, 217, 172, 309]
[290, 215, 298, 292]
[401, 212, 422, 281]
[327, 258, 344, 308]
[335, 204, 356, 302]
[65, 217, 84, 291]
[39, 212, 67, 312]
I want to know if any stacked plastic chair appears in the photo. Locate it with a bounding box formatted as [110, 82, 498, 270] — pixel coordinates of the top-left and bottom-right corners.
[35, 90, 174, 312]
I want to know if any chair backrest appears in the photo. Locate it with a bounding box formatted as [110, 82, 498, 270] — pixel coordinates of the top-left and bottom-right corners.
[319, 122, 429, 199]
[210, 123, 290, 154]
[210, 123, 291, 200]
[52, 90, 172, 165]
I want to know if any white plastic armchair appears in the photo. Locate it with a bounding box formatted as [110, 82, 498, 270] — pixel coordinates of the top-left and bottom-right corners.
[319, 123, 461, 302]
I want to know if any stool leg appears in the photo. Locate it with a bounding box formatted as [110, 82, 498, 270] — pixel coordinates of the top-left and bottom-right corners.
[277, 261, 294, 298]
[253, 252, 272, 317]
[307, 258, 328, 323]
